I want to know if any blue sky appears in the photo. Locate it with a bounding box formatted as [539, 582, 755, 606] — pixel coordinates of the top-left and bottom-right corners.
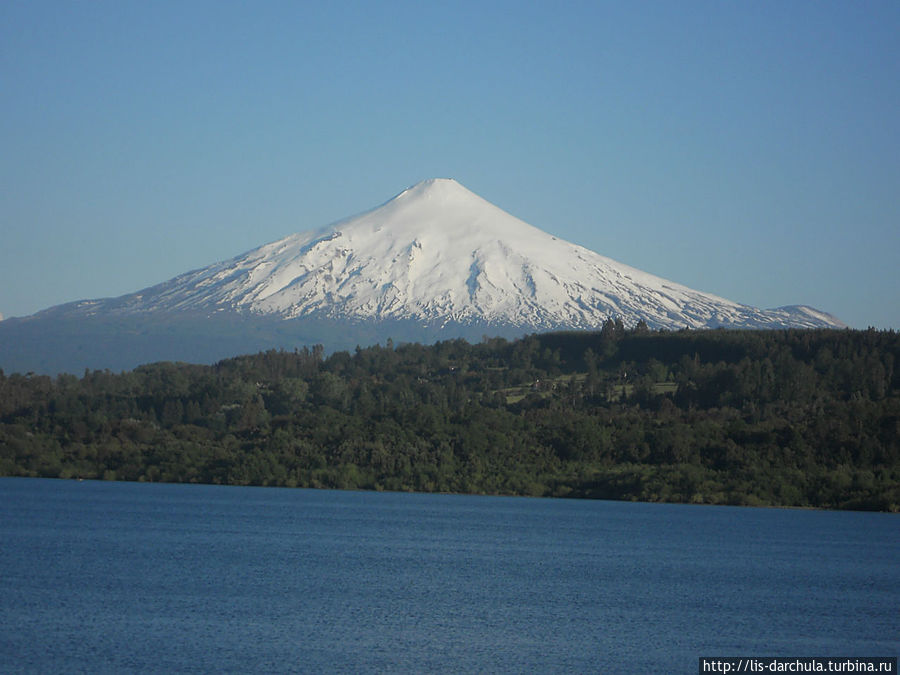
[2, 0, 898, 328]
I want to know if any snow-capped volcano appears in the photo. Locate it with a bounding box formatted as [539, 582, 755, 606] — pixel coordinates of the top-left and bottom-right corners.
[89, 178, 842, 331]
[1, 178, 847, 373]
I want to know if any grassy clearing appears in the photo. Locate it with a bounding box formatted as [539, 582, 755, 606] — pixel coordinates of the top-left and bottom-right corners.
[497, 373, 677, 405]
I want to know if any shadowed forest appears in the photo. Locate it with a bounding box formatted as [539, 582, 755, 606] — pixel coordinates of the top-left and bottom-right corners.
[2, 323, 898, 511]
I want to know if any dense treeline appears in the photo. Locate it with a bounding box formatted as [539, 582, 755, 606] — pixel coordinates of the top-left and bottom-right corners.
[1, 325, 898, 510]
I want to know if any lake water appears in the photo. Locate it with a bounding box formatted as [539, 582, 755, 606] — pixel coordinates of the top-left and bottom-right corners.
[0, 478, 896, 673]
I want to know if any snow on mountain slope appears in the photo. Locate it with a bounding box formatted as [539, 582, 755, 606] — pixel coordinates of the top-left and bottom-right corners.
[65, 178, 844, 330]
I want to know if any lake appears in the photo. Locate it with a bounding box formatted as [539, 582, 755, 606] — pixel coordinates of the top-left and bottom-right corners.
[0, 478, 896, 673]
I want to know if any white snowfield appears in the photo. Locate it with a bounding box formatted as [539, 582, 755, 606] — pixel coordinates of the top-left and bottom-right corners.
[94, 179, 844, 330]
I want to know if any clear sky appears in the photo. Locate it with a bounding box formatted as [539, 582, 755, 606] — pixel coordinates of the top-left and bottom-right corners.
[2, 0, 898, 328]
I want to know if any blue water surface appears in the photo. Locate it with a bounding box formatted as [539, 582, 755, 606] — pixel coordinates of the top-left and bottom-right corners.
[1, 478, 896, 673]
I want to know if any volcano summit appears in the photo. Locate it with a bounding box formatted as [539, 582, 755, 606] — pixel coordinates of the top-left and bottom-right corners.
[1, 179, 843, 374]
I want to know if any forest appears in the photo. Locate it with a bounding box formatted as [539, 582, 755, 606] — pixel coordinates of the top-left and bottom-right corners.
[1, 323, 898, 511]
